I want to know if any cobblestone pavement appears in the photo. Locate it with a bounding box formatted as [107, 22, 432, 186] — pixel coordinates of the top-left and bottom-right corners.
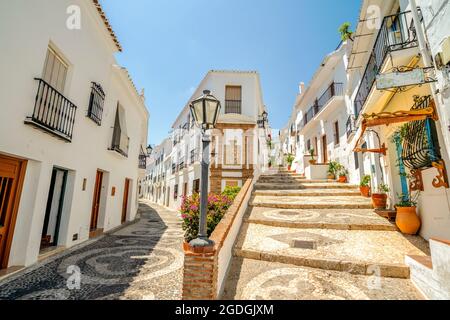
[0, 201, 184, 300]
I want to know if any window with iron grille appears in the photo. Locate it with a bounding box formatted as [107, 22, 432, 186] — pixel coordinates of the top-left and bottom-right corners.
[87, 82, 105, 125]
[174, 184, 178, 199]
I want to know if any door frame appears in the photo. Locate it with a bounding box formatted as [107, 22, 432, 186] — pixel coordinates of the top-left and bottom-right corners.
[0, 154, 27, 269]
[90, 170, 104, 238]
[41, 168, 68, 249]
[121, 178, 131, 224]
[322, 135, 328, 164]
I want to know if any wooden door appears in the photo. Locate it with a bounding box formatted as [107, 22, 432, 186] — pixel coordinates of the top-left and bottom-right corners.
[322, 135, 328, 164]
[0, 155, 27, 269]
[121, 179, 131, 224]
[90, 171, 103, 232]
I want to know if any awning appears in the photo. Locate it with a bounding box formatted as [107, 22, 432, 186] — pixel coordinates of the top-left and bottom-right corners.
[353, 102, 437, 153]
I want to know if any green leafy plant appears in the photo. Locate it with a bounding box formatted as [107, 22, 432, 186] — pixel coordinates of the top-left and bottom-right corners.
[285, 153, 295, 166]
[180, 193, 234, 242]
[360, 175, 371, 187]
[339, 22, 354, 41]
[309, 149, 315, 160]
[376, 183, 390, 194]
[395, 193, 419, 207]
[328, 161, 340, 175]
[222, 186, 241, 200]
[337, 165, 348, 177]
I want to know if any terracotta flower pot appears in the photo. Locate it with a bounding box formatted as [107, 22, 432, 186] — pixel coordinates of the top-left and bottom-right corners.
[359, 186, 370, 197]
[309, 160, 317, 165]
[371, 193, 387, 209]
[338, 176, 347, 183]
[287, 165, 291, 171]
[327, 174, 335, 180]
[396, 206, 421, 235]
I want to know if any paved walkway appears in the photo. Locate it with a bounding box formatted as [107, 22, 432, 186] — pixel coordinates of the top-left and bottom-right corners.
[223, 170, 429, 300]
[0, 201, 184, 300]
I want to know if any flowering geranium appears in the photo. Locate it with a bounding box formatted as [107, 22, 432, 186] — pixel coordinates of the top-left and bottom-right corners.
[180, 191, 236, 243]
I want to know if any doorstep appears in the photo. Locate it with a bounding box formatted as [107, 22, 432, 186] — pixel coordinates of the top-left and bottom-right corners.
[0, 266, 25, 282]
[38, 246, 67, 262]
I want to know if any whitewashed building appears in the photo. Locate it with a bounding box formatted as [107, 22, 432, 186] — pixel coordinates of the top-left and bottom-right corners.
[143, 70, 271, 210]
[0, 0, 149, 270]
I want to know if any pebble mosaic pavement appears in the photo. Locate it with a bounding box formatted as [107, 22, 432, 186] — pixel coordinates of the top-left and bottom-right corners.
[0, 201, 184, 300]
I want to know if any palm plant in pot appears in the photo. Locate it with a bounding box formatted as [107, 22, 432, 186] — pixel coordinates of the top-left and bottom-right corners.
[309, 149, 316, 165]
[285, 153, 295, 171]
[359, 175, 371, 197]
[327, 161, 339, 180]
[371, 183, 389, 209]
[395, 192, 421, 235]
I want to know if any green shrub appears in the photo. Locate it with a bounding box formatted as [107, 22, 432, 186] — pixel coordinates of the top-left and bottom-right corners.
[222, 186, 241, 200]
[180, 193, 234, 243]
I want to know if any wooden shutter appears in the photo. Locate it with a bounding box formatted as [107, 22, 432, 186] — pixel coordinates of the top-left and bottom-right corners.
[225, 86, 241, 101]
[42, 48, 68, 93]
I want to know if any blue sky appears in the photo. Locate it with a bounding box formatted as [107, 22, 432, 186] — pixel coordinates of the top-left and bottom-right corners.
[99, 0, 361, 145]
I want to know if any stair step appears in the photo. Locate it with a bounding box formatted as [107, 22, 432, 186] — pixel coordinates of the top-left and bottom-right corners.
[234, 223, 430, 279]
[406, 255, 433, 270]
[255, 183, 358, 190]
[253, 189, 361, 197]
[250, 195, 373, 209]
[246, 207, 397, 231]
[222, 258, 425, 300]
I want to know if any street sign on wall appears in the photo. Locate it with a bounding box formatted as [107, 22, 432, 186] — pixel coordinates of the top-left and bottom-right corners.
[376, 68, 426, 90]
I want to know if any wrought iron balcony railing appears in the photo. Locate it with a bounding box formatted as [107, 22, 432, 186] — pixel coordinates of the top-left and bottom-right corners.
[25, 78, 77, 142]
[354, 10, 419, 118]
[225, 100, 242, 114]
[190, 149, 200, 164]
[139, 153, 147, 169]
[302, 82, 344, 128]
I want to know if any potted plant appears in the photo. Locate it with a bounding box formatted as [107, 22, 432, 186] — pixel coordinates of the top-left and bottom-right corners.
[327, 161, 339, 180]
[371, 183, 389, 209]
[309, 149, 316, 165]
[338, 22, 354, 41]
[285, 153, 295, 171]
[359, 175, 371, 197]
[395, 193, 421, 235]
[337, 165, 348, 183]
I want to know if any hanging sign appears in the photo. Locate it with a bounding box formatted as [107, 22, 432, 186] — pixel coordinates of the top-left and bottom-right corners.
[376, 68, 426, 90]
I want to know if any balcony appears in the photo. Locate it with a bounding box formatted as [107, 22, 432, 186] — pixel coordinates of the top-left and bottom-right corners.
[302, 82, 344, 128]
[190, 149, 200, 164]
[25, 78, 77, 142]
[139, 152, 147, 169]
[225, 100, 242, 114]
[354, 10, 419, 118]
[178, 158, 186, 171]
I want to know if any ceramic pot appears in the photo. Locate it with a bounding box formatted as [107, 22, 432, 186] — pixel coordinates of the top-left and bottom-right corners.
[371, 193, 387, 209]
[359, 186, 370, 197]
[338, 176, 347, 183]
[396, 206, 421, 235]
[309, 160, 317, 165]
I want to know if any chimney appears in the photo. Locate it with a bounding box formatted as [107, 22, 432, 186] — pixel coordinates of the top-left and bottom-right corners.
[299, 82, 305, 95]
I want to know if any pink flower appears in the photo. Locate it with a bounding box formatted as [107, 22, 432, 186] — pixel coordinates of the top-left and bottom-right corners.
[190, 205, 198, 211]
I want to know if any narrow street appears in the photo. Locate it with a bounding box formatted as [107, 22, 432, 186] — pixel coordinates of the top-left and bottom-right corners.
[0, 202, 183, 300]
[223, 170, 430, 300]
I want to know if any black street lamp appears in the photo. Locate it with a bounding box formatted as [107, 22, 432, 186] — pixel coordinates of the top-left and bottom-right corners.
[258, 110, 269, 129]
[146, 144, 153, 157]
[189, 90, 221, 247]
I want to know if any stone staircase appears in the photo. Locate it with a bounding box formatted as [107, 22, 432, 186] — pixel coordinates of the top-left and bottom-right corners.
[223, 169, 431, 300]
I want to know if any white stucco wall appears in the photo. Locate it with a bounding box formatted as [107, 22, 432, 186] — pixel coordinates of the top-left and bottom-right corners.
[0, 0, 148, 267]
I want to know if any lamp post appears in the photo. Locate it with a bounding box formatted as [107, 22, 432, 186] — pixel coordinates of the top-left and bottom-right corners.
[146, 144, 153, 157]
[189, 90, 221, 247]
